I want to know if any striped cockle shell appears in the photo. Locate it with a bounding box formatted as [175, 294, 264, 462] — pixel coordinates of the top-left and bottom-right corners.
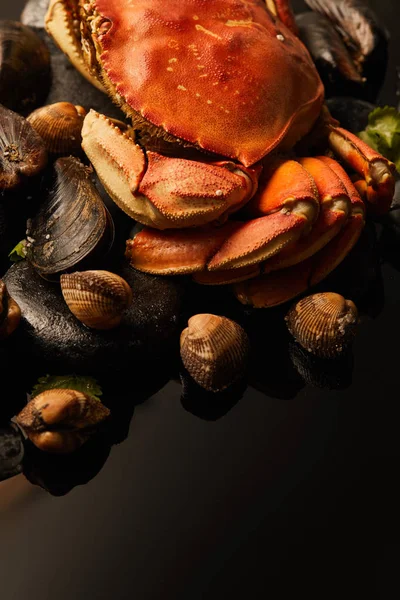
[16, 388, 110, 454]
[27, 102, 87, 155]
[60, 270, 133, 330]
[285, 292, 358, 358]
[180, 314, 250, 392]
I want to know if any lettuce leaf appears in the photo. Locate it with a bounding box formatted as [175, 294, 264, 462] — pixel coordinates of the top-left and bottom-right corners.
[31, 374, 103, 401]
[358, 106, 400, 172]
[8, 240, 27, 262]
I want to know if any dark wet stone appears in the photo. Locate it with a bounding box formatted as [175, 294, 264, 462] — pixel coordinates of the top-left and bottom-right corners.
[21, 0, 125, 121]
[0, 423, 24, 482]
[3, 260, 185, 380]
[22, 434, 111, 496]
[326, 97, 376, 134]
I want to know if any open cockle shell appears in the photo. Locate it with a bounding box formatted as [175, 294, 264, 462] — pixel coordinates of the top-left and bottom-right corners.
[285, 292, 358, 359]
[180, 313, 250, 392]
[16, 388, 110, 454]
[27, 102, 87, 155]
[60, 270, 133, 330]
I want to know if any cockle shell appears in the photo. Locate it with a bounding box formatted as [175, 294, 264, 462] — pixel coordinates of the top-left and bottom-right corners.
[180, 314, 250, 392]
[0, 279, 21, 340]
[16, 388, 110, 454]
[60, 270, 133, 329]
[27, 102, 87, 155]
[285, 292, 358, 358]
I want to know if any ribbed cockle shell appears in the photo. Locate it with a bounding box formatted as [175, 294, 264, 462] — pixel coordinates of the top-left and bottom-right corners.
[60, 270, 133, 329]
[16, 388, 110, 454]
[285, 292, 358, 358]
[180, 314, 250, 392]
[27, 102, 87, 155]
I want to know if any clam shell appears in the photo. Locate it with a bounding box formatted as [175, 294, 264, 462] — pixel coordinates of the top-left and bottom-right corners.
[26, 156, 114, 279]
[60, 270, 133, 329]
[16, 388, 110, 454]
[27, 102, 87, 155]
[0, 104, 48, 190]
[180, 314, 250, 392]
[285, 292, 358, 359]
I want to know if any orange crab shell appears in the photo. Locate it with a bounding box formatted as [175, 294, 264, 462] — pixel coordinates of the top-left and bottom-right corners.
[93, 0, 324, 166]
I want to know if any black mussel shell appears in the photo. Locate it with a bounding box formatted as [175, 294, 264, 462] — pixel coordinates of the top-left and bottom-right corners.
[0, 422, 24, 482]
[304, 0, 388, 102]
[22, 434, 111, 496]
[326, 97, 375, 134]
[0, 20, 51, 115]
[289, 340, 354, 390]
[0, 104, 48, 192]
[296, 12, 364, 100]
[26, 156, 114, 279]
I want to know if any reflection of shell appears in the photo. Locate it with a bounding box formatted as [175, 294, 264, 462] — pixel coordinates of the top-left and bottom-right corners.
[0, 20, 51, 115]
[26, 156, 114, 279]
[285, 292, 358, 358]
[16, 388, 110, 454]
[0, 279, 21, 340]
[60, 270, 133, 329]
[0, 104, 48, 190]
[180, 314, 250, 392]
[27, 102, 87, 155]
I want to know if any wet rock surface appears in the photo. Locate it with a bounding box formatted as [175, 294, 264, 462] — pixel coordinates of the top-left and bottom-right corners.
[3, 260, 186, 378]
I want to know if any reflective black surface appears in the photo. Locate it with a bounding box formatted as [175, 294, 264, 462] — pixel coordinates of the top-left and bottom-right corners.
[1, 1, 400, 599]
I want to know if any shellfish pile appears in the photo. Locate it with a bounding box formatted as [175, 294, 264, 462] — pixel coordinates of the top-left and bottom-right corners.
[0, 0, 395, 493]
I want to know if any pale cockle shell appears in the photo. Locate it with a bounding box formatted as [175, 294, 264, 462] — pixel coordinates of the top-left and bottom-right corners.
[180, 313, 250, 392]
[285, 292, 358, 358]
[27, 102, 87, 155]
[60, 269, 133, 330]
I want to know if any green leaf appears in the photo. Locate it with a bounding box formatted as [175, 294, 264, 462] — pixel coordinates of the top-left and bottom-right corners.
[31, 375, 103, 401]
[358, 106, 400, 172]
[8, 240, 27, 262]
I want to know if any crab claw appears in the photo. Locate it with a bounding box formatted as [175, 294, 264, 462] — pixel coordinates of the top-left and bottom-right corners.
[82, 110, 257, 229]
[328, 125, 396, 215]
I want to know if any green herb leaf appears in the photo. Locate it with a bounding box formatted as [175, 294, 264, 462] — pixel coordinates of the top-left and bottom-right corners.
[358, 106, 400, 172]
[31, 375, 103, 401]
[8, 240, 27, 262]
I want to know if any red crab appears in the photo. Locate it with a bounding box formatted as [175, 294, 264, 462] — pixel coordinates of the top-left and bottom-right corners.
[45, 0, 395, 307]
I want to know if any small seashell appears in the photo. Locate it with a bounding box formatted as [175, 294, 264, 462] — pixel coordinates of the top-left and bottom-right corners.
[27, 102, 87, 155]
[16, 388, 110, 454]
[285, 292, 358, 359]
[180, 313, 250, 392]
[0, 279, 21, 340]
[60, 270, 133, 329]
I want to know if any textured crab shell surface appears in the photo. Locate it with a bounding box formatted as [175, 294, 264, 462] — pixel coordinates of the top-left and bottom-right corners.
[89, 0, 324, 165]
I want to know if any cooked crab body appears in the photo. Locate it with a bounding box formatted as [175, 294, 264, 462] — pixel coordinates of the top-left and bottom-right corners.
[45, 0, 396, 307]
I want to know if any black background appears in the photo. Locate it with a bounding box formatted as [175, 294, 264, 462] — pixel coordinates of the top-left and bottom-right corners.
[1, 1, 400, 599]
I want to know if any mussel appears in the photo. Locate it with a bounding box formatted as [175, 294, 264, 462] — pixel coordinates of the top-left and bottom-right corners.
[0, 103, 48, 191]
[0, 20, 51, 115]
[0, 279, 21, 340]
[27, 102, 87, 155]
[26, 156, 115, 279]
[16, 388, 111, 454]
[60, 270, 133, 330]
[180, 313, 250, 392]
[300, 0, 389, 101]
[285, 292, 359, 359]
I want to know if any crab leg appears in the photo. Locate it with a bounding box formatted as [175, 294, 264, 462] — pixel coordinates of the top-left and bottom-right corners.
[263, 156, 351, 273]
[265, 0, 299, 36]
[328, 125, 396, 215]
[235, 157, 366, 308]
[82, 110, 258, 229]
